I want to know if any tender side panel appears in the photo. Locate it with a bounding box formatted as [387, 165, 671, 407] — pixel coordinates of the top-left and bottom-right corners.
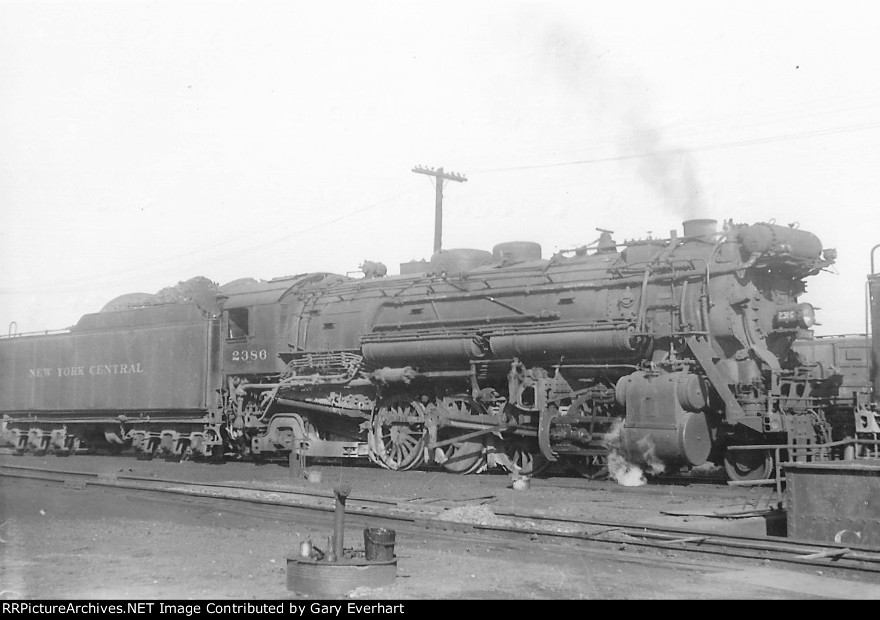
[0, 315, 213, 413]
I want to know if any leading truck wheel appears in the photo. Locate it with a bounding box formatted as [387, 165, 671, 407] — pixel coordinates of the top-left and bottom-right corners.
[369, 396, 427, 471]
[723, 447, 774, 482]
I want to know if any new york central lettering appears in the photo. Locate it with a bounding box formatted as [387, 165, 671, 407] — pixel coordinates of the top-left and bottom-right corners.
[89, 363, 144, 375]
[27, 363, 144, 378]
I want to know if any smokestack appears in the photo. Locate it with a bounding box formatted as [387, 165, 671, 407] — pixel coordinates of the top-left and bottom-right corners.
[682, 219, 717, 242]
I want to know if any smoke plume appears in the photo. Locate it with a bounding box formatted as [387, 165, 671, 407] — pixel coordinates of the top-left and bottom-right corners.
[537, 20, 708, 222]
[626, 118, 706, 221]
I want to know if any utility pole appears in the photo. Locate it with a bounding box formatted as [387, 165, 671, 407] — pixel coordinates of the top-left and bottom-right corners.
[412, 166, 467, 253]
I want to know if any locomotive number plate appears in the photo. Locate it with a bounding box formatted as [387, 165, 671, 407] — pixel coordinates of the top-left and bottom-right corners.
[231, 349, 268, 362]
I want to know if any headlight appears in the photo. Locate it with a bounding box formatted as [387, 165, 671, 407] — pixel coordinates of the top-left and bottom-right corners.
[797, 303, 816, 328]
[774, 303, 816, 329]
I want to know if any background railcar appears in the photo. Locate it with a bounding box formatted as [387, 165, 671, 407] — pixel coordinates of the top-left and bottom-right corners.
[792, 335, 871, 403]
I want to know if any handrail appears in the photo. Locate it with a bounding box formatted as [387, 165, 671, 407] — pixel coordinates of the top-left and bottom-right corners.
[0, 326, 70, 339]
[727, 438, 880, 495]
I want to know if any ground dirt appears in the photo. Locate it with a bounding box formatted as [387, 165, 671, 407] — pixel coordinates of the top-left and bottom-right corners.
[1, 454, 878, 600]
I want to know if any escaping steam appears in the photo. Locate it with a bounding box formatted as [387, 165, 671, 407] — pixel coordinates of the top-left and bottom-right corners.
[602, 419, 668, 487]
[606, 450, 647, 487]
[635, 435, 666, 477]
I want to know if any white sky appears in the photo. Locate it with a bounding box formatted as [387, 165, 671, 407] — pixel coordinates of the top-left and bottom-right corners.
[1, 0, 878, 336]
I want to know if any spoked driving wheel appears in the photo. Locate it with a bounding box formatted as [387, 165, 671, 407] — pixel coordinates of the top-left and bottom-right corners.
[369, 395, 428, 471]
[723, 447, 774, 482]
[498, 438, 549, 476]
[432, 397, 488, 474]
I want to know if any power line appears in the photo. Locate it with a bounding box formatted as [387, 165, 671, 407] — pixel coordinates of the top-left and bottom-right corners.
[470, 120, 880, 174]
[0, 184, 421, 294]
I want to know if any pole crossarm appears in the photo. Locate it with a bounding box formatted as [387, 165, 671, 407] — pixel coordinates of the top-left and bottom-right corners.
[411, 166, 468, 183]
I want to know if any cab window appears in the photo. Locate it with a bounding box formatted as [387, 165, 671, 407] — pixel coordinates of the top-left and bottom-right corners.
[227, 308, 249, 339]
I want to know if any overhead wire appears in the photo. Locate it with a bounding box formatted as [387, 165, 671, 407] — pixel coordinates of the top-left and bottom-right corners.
[5, 99, 879, 293]
[460, 92, 880, 171]
[469, 120, 880, 173]
[0, 183, 422, 294]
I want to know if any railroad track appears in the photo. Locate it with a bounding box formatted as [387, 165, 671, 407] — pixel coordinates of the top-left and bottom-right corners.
[0, 445, 750, 498]
[3, 463, 879, 580]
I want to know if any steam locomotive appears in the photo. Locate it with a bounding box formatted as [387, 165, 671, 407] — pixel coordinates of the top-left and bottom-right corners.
[2, 218, 873, 481]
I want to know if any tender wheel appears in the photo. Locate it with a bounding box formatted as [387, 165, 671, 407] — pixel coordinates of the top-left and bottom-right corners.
[562, 455, 608, 479]
[369, 396, 427, 471]
[499, 439, 548, 476]
[433, 398, 488, 474]
[56, 437, 81, 457]
[723, 447, 774, 481]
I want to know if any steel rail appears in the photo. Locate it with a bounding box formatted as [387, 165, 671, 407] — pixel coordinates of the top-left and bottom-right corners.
[0, 463, 404, 508]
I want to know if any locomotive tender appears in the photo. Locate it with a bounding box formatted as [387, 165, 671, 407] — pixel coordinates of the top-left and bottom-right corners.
[1, 218, 859, 481]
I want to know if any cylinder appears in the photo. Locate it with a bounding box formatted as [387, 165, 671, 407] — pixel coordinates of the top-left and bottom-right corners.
[363, 528, 396, 561]
[615, 371, 712, 467]
[490, 328, 637, 362]
[429, 249, 494, 274]
[492, 241, 542, 264]
[362, 338, 486, 365]
[682, 219, 717, 241]
[675, 373, 708, 412]
[369, 366, 417, 385]
[620, 411, 712, 467]
[399, 259, 428, 275]
[299, 540, 312, 558]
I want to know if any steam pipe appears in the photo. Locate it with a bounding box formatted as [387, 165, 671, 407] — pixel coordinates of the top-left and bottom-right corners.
[372, 310, 556, 331]
[866, 244, 880, 403]
[273, 397, 369, 419]
[636, 267, 651, 332]
[867, 281, 871, 378]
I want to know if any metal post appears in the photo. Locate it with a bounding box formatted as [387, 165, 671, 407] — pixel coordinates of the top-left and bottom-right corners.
[412, 165, 467, 254]
[289, 442, 306, 478]
[434, 168, 444, 253]
[333, 484, 351, 561]
[775, 447, 782, 498]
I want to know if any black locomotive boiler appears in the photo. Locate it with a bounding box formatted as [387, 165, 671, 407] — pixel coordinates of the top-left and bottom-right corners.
[0, 218, 855, 481]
